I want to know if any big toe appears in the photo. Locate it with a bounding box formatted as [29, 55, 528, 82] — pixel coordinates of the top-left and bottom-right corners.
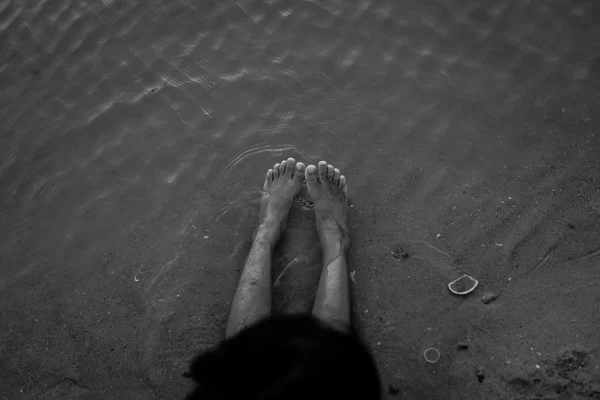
[284, 157, 296, 177]
[293, 162, 305, 183]
[305, 164, 317, 181]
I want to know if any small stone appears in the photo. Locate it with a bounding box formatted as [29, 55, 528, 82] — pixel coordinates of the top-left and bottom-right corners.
[203, 235, 209, 239]
[457, 341, 469, 350]
[476, 367, 485, 383]
[436, 233, 442, 238]
[392, 244, 404, 259]
[481, 292, 499, 304]
[388, 384, 400, 395]
[393, 244, 410, 260]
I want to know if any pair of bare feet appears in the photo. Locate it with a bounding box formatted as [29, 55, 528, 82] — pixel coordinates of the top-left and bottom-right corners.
[257, 158, 350, 263]
[226, 157, 351, 336]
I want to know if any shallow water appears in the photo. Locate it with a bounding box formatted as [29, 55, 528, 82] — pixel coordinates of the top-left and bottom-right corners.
[1, 0, 599, 399]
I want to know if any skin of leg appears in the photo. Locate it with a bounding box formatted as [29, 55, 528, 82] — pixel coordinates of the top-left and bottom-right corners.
[225, 158, 304, 338]
[307, 161, 352, 332]
[312, 245, 351, 332]
[225, 225, 276, 338]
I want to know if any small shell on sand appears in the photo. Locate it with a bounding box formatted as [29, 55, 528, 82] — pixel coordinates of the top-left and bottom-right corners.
[448, 274, 479, 295]
[423, 347, 441, 363]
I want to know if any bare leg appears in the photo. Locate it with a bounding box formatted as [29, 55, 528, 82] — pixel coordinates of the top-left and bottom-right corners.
[226, 158, 305, 337]
[306, 161, 351, 332]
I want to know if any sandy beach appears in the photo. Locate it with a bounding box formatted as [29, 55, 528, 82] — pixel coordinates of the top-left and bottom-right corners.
[0, 0, 599, 399]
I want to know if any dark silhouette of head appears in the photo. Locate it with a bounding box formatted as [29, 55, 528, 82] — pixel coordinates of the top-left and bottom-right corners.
[185, 314, 381, 400]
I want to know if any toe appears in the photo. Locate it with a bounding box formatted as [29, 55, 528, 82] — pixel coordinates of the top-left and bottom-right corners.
[293, 162, 305, 182]
[273, 163, 280, 178]
[318, 161, 327, 182]
[264, 169, 274, 189]
[305, 164, 317, 182]
[326, 164, 335, 181]
[285, 158, 295, 177]
[339, 175, 347, 192]
[333, 168, 341, 185]
[279, 160, 287, 176]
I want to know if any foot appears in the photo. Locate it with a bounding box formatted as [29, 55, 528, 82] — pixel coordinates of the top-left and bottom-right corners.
[256, 157, 305, 246]
[305, 161, 351, 262]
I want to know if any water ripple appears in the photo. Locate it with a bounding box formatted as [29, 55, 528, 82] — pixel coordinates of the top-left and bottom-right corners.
[222, 143, 315, 179]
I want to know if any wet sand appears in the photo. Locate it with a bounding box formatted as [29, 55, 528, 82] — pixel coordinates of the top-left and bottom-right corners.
[1, 0, 599, 399]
